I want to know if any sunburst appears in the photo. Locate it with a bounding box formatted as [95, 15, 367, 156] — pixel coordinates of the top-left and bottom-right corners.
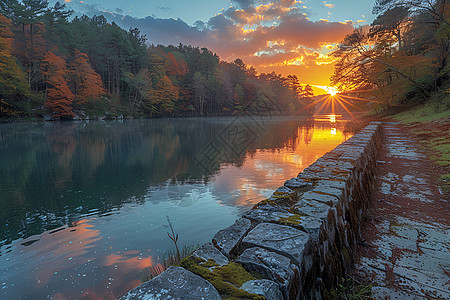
[295, 88, 381, 121]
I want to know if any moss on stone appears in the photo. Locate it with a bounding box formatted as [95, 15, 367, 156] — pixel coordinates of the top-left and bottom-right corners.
[259, 198, 276, 206]
[271, 193, 293, 199]
[278, 214, 303, 225]
[200, 259, 220, 268]
[180, 256, 264, 300]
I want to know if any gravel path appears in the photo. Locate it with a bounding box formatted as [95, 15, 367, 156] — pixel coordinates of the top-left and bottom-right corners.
[353, 123, 450, 299]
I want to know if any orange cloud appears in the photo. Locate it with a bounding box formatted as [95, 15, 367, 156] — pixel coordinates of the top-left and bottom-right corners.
[324, 4, 335, 8]
[107, 0, 355, 86]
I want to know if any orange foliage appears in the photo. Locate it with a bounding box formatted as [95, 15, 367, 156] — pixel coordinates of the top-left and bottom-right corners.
[166, 52, 189, 76]
[41, 51, 75, 118]
[0, 14, 13, 52]
[156, 48, 189, 77]
[151, 75, 179, 113]
[70, 49, 104, 102]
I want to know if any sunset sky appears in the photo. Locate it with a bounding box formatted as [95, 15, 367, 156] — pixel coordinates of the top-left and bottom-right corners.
[56, 0, 376, 93]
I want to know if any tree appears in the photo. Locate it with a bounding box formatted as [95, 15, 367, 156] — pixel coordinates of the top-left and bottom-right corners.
[286, 75, 301, 100]
[193, 71, 206, 115]
[331, 27, 430, 96]
[0, 13, 29, 116]
[0, 0, 22, 21]
[373, 0, 449, 26]
[302, 84, 314, 97]
[150, 75, 178, 115]
[41, 51, 74, 118]
[370, 6, 410, 50]
[69, 49, 104, 102]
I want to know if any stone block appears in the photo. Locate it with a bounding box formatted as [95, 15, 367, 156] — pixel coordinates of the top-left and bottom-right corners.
[192, 243, 229, 268]
[266, 187, 298, 208]
[302, 190, 339, 206]
[274, 186, 295, 195]
[212, 218, 252, 258]
[243, 205, 323, 240]
[284, 177, 313, 191]
[292, 198, 331, 220]
[315, 179, 346, 191]
[240, 280, 283, 300]
[236, 247, 299, 297]
[119, 266, 220, 300]
[241, 223, 310, 266]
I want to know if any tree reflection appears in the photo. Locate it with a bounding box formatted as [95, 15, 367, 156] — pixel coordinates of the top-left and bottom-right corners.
[0, 117, 361, 248]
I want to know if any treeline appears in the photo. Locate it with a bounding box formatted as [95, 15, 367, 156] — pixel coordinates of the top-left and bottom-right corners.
[332, 0, 449, 112]
[0, 1, 314, 120]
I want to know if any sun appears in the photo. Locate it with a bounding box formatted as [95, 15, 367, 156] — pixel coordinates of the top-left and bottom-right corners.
[314, 85, 339, 96]
[326, 86, 339, 96]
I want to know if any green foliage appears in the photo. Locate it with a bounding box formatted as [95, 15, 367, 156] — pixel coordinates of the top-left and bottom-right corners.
[1, 2, 312, 120]
[329, 277, 373, 299]
[333, 0, 449, 110]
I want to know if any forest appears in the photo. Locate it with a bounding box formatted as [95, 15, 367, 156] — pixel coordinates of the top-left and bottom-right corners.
[0, 0, 314, 120]
[331, 0, 449, 113]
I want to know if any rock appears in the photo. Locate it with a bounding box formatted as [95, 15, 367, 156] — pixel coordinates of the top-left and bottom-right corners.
[192, 243, 229, 268]
[279, 215, 323, 241]
[240, 280, 283, 300]
[302, 190, 340, 206]
[243, 205, 291, 222]
[267, 186, 298, 208]
[43, 114, 53, 121]
[212, 218, 252, 258]
[243, 205, 322, 239]
[274, 186, 296, 194]
[118, 266, 220, 300]
[315, 180, 346, 191]
[292, 198, 331, 219]
[241, 223, 310, 266]
[284, 177, 313, 191]
[236, 247, 299, 297]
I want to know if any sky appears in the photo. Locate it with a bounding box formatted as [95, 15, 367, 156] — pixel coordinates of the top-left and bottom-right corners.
[55, 0, 377, 91]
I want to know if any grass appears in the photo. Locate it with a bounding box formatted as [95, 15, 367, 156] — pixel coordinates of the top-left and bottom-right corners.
[329, 277, 374, 300]
[138, 243, 199, 283]
[392, 102, 450, 123]
[138, 216, 199, 283]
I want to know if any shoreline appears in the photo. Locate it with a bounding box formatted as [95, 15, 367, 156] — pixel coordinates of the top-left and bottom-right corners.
[119, 122, 383, 299]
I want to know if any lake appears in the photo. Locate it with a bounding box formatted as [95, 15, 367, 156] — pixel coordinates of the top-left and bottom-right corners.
[0, 116, 359, 299]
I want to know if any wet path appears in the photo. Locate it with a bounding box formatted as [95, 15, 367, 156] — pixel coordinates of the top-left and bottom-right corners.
[354, 124, 450, 299]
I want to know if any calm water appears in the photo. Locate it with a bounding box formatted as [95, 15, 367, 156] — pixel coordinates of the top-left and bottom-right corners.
[0, 116, 359, 299]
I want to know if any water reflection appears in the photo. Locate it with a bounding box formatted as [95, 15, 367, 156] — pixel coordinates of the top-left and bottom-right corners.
[0, 116, 361, 299]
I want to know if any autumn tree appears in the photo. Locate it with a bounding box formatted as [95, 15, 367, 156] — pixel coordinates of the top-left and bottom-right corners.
[0, 13, 29, 116]
[41, 51, 75, 118]
[149, 75, 178, 115]
[331, 27, 431, 95]
[69, 49, 104, 102]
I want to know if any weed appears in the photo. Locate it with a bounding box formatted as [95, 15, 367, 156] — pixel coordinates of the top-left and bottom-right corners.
[330, 277, 374, 300]
[137, 216, 199, 283]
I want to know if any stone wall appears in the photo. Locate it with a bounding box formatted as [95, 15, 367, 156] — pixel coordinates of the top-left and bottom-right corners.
[120, 122, 383, 300]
